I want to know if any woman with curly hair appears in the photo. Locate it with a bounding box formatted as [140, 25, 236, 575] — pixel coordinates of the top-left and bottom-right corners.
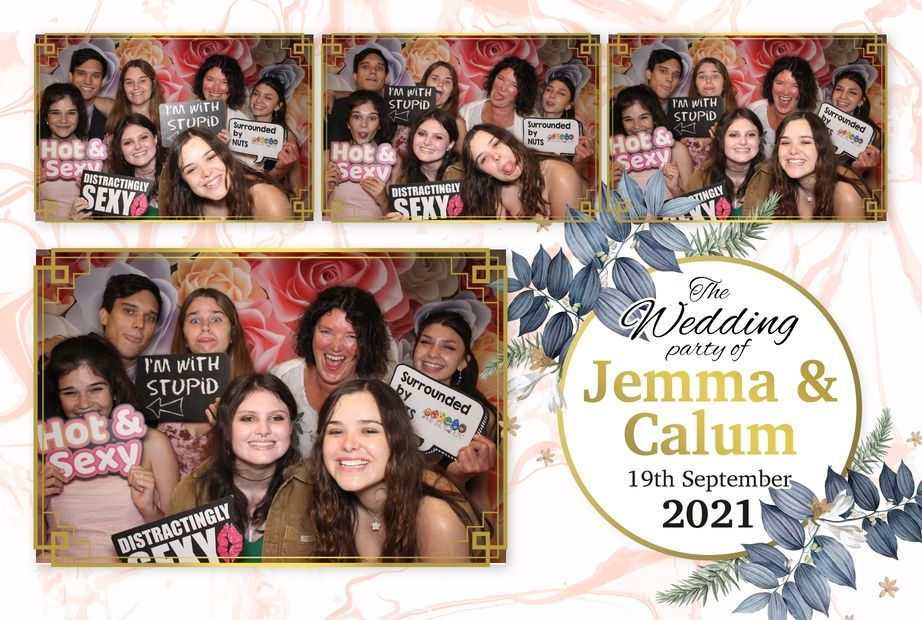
[748, 55, 820, 156]
[770, 111, 868, 219]
[461, 123, 582, 219]
[308, 379, 479, 562]
[167, 373, 314, 562]
[158, 127, 291, 219]
[458, 56, 538, 143]
[270, 286, 391, 457]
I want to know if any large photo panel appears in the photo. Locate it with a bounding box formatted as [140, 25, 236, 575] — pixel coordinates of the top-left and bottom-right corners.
[35, 249, 506, 565]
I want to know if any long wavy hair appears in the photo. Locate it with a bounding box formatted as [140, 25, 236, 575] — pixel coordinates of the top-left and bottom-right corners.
[397, 109, 459, 184]
[695, 108, 765, 202]
[39, 83, 88, 141]
[106, 114, 165, 198]
[159, 127, 281, 217]
[105, 59, 164, 135]
[421, 61, 461, 116]
[461, 123, 555, 218]
[688, 57, 737, 114]
[193, 373, 301, 535]
[170, 288, 255, 379]
[308, 379, 475, 560]
[414, 309, 497, 432]
[770, 111, 867, 218]
[43, 334, 135, 420]
[761, 56, 818, 113]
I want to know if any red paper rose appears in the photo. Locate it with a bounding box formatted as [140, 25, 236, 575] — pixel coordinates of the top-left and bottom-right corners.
[162, 38, 260, 87]
[735, 37, 833, 88]
[251, 256, 415, 338]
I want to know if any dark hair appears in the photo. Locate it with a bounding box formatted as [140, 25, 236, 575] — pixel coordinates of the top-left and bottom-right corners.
[250, 76, 288, 126]
[421, 61, 460, 116]
[647, 48, 684, 78]
[832, 70, 871, 122]
[43, 334, 135, 419]
[39, 83, 88, 141]
[461, 123, 559, 218]
[398, 109, 460, 184]
[610, 85, 670, 136]
[414, 309, 497, 429]
[106, 114, 164, 188]
[160, 127, 282, 218]
[342, 89, 390, 145]
[293, 286, 390, 378]
[484, 56, 538, 116]
[69, 47, 108, 78]
[193, 54, 246, 110]
[696, 108, 765, 202]
[307, 379, 476, 560]
[770, 111, 867, 218]
[688, 57, 737, 113]
[543, 76, 577, 119]
[761, 56, 818, 113]
[101, 273, 162, 317]
[105, 59, 164, 134]
[194, 373, 301, 535]
[353, 47, 389, 77]
[171, 288, 255, 379]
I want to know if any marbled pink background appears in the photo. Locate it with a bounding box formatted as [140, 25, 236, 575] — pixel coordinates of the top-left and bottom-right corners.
[6, 1, 922, 617]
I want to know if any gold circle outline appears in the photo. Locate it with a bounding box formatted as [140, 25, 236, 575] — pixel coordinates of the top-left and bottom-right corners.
[558, 256, 862, 560]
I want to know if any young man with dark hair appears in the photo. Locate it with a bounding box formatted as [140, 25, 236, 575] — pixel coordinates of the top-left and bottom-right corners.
[68, 47, 109, 140]
[646, 48, 684, 107]
[98, 273, 162, 371]
[325, 46, 395, 146]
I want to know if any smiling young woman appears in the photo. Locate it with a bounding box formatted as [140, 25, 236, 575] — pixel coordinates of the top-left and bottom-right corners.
[166, 373, 314, 562]
[308, 379, 482, 562]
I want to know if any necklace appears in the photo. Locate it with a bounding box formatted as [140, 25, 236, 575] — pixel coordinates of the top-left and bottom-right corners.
[235, 470, 273, 483]
[369, 508, 382, 532]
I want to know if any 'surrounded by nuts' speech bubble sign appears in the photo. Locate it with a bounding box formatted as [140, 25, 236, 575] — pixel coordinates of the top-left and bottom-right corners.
[560, 257, 860, 559]
[389, 364, 488, 461]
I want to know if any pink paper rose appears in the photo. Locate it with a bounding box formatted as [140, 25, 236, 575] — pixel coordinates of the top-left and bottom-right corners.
[402, 37, 451, 84]
[162, 38, 260, 87]
[449, 38, 544, 106]
[251, 256, 415, 337]
[238, 298, 296, 371]
[171, 257, 267, 305]
[736, 37, 833, 88]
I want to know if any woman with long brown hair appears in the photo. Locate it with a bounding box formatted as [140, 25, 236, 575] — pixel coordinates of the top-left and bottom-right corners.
[159, 128, 291, 219]
[461, 123, 583, 218]
[308, 379, 480, 562]
[159, 288, 255, 478]
[770, 111, 868, 219]
[167, 373, 313, 562]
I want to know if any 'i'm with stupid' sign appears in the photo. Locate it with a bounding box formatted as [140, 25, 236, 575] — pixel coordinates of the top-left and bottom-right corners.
[135, 353, 229, 422]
